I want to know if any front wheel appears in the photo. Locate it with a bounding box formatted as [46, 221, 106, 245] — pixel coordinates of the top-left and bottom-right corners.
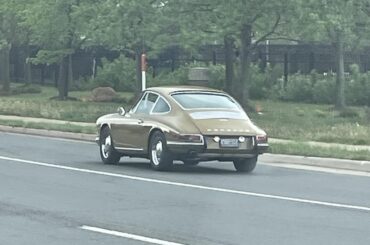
[99, 126, 121, 165]
[233, 157, 257, 173]
[149, 131, 173, 171]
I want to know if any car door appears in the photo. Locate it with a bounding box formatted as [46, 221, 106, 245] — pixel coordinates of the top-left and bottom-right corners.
[111, 92, 159, 152]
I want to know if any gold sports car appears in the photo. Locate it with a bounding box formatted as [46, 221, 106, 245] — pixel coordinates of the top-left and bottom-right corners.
[96, 86, 268, 172]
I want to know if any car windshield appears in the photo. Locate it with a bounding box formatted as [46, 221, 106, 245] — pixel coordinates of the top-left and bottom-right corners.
[172, 93, 239, 110]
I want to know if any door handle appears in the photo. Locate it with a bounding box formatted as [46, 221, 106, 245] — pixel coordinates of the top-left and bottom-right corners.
[138, 119, 144, 124]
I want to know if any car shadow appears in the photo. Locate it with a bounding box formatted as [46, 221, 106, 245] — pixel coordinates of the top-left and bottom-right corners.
[114, 160, 237, 175]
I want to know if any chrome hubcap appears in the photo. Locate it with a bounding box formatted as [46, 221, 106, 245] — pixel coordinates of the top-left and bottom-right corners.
[151, 141, 163, 166]
[101, 135, 111, 158]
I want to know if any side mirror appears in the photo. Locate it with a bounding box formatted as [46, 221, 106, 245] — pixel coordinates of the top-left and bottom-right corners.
[117, 107, 126, 116]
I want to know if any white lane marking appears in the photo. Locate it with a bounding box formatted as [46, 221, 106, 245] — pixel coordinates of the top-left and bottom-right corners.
[80, 225, 184, 245]
[0, 131, 95, 144]
[1, 155, 370, 212]
[261, 163, 370, 177]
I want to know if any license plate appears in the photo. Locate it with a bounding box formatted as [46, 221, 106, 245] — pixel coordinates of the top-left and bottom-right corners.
[220, 138, 239, 148]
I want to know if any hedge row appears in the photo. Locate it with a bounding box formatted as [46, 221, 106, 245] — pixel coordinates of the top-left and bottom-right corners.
[83, 57, 370, 106]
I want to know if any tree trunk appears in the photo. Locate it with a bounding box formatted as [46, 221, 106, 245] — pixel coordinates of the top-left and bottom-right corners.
[57, 57, 68, 100]
[68, 54, 73, 89]
[25, 45, 32, 84]
[239, 24, 252, 106]
[64, 57, 69, 98]
[224, 35, 234, 94]
[0, 43, 11, 92]
[92, 57, 97, 79]
[54, 64, 58, 88]
[334, 35, 346, 109]
[41, 65, 45, 85]
[283, 52, 289, 89]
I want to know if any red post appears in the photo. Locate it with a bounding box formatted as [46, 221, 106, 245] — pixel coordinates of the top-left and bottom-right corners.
[141, 54, 146, 91]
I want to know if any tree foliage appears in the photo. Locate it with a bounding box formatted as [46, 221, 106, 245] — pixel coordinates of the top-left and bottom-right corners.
[294, 0, 370, 109]
[0, 0, 369, 107]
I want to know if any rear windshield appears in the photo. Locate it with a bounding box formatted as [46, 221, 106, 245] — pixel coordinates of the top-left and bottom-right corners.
[172, 93, 239, 109]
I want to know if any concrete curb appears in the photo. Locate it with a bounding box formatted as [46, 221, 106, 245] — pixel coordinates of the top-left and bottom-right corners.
[260, 153, 370, 173]
[0, 115, 95, 127]
[0, 125, 95, 142]
[1, 125, 369, 173]
[269, 138, 370, 151]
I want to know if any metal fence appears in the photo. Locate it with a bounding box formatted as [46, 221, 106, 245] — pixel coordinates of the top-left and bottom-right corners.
[8, 44, 370, 84]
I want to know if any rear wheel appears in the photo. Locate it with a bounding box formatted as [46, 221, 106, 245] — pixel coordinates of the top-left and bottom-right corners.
[233, 157, 257, 173]
[149, 131, 173, 171]
[99, 126, 121, 165]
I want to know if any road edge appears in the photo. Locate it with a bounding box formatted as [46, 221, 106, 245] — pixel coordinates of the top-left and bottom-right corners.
[0, 125, 95, 142]
[1, 125, 369, 173]
[260, 154, 370, 173]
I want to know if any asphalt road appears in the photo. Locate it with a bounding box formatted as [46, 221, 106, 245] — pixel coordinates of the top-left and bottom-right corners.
[1, 132, 370, 245]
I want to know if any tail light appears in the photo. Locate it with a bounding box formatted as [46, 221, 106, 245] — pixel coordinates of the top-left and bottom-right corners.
[256, 135, 268, 144]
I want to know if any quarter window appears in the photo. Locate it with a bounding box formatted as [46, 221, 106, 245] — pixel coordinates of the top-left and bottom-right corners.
[152, 97, 170, 113]
[135, 92, 159, 114]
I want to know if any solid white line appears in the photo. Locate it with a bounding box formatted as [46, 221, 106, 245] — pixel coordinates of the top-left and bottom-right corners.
[80, 225, 184, 245]
[1, 155, 370, 212]
[261, 163, 370, 177]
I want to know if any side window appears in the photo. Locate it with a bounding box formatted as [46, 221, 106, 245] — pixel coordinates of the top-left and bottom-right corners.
[152, 97, 170, 113]
[135, 92, 158, 114]
[134, 93, 148, 114]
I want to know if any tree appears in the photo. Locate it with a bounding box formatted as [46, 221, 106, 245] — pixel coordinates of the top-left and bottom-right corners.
[295, 0, 370, 109]
[74, 0, 171, 92]
[23, 0, 84, 99]
[163, 0, 293, 105]
[0, 0, 26, 92]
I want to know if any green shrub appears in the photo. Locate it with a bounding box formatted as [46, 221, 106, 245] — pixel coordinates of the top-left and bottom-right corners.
[148, 65, 188, 87]
[347, 64, 370, 106]
[249, 65, 269, 99]
[249, 64, 281, 100]
[312, 77, 335, 104]
[281, 74, 313, 102]
[337, 108, 359, 118]
[207, 64, 225, 89]
[11, 84, 42, 94]
[92, 55, 137, 92]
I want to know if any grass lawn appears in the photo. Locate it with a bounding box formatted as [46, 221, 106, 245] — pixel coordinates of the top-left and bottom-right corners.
[0, 85, 369, 147]
[0, 85, 132, 123]
[270, 142, 370, 161]
[0, 119, 96, 134]
[249, 100, 370, 145]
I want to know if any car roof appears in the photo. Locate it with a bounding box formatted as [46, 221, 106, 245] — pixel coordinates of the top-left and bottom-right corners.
[147, 86, 224, 95]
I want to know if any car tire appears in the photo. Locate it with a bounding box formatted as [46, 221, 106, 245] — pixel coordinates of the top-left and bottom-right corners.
[149, 131, 173, 171]
[183, 160, 199, 166]
[233, 157, 257, 173]
[99, 126, 121, 165]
